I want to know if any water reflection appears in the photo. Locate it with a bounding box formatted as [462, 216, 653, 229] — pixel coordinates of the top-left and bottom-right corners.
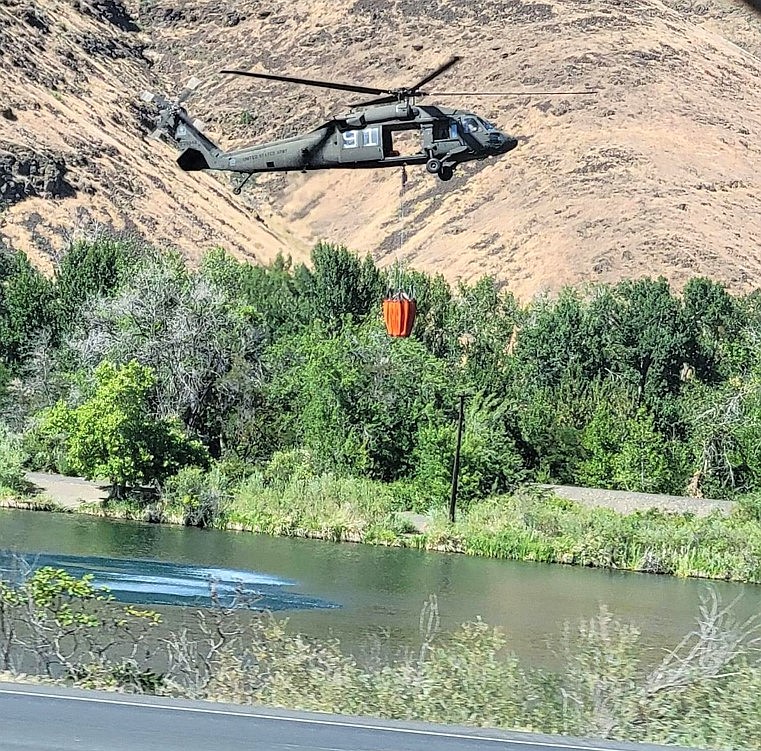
[0, 550, 340, 611]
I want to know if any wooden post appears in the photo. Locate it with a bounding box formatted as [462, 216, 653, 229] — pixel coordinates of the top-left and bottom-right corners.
[449, 393, 466, 524]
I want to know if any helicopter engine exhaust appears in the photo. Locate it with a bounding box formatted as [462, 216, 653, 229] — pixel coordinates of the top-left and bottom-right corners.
[177, 148, 210, 171]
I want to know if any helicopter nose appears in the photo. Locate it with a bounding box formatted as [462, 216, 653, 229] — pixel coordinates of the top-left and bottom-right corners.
[489, 132, 518, 153]
[502, 134, 518, 152]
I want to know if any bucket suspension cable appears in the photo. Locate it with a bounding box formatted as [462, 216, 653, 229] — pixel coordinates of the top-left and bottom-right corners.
[399, 164, 407, 258]
[381, 165, 417, 338]
[390, 164, 413, 300]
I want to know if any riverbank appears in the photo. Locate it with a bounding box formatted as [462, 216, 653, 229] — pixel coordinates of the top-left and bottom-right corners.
[9, 471, 761, 584]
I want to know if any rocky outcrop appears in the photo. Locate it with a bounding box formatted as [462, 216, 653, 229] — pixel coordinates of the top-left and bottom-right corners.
[0, 146, 74, 206]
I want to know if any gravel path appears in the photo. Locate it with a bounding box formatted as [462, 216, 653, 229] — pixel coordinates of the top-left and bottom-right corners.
[540, 484, 734, 517]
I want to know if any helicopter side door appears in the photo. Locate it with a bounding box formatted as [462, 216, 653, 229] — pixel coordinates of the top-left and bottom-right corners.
[338, 125, 384, 164]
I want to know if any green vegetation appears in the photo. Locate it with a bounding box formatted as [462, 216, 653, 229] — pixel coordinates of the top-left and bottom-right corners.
[1, 567, 759, 750]
[0, 424, 26, 496]
[3, 233, 761, 579]
[34, 361, 207, 497]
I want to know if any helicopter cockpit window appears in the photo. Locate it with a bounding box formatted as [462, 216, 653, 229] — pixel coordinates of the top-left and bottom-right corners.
[480, 118, 497, 131]
[462, 117, 481, 133]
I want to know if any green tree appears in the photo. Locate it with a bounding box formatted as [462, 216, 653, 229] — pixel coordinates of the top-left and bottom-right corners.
[613, 407, 680, 493]
[72, 251, 263, 456]
[37, 360, 207, 494]
[450, 277, 521, 394]
[599, 278, 690, 411]
[301, 242, 382, 331]
[515, 287, 606, 391]
[264, 320, 451, 479]
[514, 377, 586, 483]
[682, 373, 761, 497]
[576, 397, 629, 489]
[231, 252, 313, 341]
[682, 277, 745, 381]
[0, 249, 55, 363]
[411, 394, 526, 508]
[53, 237, 141, 339]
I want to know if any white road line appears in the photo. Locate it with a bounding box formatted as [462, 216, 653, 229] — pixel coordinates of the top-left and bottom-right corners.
[0, 686, 625, 751]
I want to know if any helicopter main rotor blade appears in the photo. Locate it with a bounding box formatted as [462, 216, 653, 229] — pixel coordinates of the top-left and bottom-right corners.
[409, 56, 462, 92]
[220, 69, 389, 97]
[426, 90, 598, 96]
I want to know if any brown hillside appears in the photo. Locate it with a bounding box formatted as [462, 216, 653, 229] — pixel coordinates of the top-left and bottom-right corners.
[1, 0, 760, 299]
[0, 0, 306, 273]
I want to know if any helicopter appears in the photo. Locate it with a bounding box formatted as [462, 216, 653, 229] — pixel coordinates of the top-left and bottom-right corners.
[142, 57, 594, 189]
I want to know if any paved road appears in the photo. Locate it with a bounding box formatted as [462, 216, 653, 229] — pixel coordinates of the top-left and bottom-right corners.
[0, 682, 698, 751]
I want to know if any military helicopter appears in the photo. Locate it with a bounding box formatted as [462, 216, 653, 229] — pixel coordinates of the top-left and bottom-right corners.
[142, 57, 593, 189]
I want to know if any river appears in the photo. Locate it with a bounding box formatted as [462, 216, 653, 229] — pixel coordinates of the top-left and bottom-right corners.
[1, 508, 759, 668]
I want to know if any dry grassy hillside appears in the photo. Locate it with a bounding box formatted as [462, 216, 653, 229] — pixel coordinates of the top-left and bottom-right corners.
[2, 0, 760, 299]
[0, 0, 306, 273]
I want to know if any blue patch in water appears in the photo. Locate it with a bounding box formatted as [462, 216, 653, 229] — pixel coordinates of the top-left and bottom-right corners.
[0, 550, 340, 611]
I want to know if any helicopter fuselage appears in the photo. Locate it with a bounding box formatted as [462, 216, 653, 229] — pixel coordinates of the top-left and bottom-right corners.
[173, 103, 517, 183]
[145, 56, 592, 188]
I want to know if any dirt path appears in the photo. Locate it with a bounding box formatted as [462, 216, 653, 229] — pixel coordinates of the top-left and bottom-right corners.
[24, 472, 109, 510]
[540, 484, 734, 517]
[400, 485, 734, 533]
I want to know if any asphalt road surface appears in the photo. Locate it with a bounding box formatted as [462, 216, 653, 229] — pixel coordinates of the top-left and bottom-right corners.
[0, 682, 698, 751]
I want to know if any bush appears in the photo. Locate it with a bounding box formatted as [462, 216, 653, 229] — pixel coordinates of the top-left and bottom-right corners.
[737, 492, 761, 524]
[227, 471, 400, 541]
[0, 423, 26, 493]
[23, 414, 75, 475]
[160, 465, 232, 528]
[262, 448, 317, 488]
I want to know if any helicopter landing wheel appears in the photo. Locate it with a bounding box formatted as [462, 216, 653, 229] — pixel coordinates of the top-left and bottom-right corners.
[426, 157, 442, 175]
[438, 166, 454, 182]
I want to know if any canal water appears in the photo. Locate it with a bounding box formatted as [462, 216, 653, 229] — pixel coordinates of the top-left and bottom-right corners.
[1, 509, 758, 667]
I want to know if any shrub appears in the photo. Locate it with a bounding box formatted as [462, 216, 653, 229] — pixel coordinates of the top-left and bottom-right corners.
[737, 492, 761, 524]
[0, 423, 26, 493]
[160, 465, 232, 528]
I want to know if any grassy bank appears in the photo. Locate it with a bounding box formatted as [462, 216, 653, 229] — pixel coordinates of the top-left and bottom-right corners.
[59, 468, 761, 585]
[0, 485, 70, 513]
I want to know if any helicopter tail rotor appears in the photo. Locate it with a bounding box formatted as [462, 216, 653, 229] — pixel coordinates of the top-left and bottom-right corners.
[141, 76, 202, 141]
[141, 77, 224, 172]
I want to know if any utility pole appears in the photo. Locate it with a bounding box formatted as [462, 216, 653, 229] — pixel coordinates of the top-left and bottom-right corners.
[449, 393, 466, 524]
